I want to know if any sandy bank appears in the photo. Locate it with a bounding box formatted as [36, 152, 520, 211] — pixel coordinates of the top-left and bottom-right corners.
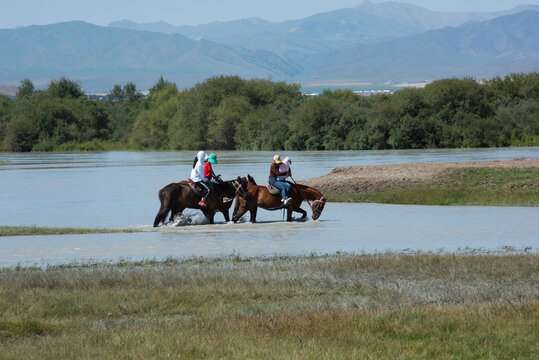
[303, 158, 539, 193]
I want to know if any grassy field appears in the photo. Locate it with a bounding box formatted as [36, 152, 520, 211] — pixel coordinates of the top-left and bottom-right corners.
[0, 226, 143, 237]
[1, 253, 537, 359]
[327, 167, 539, 206]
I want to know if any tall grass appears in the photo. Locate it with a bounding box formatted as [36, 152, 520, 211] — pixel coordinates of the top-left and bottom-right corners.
[1, 253, 537, 358]
[328, 167, 539, 206]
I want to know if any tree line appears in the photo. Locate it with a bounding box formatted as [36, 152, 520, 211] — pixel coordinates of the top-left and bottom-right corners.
[1, 73, 537, 152]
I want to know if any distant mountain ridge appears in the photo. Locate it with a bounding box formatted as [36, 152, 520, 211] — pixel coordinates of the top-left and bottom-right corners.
[299, 10, 539, 82]
[109, 2, 539, 46]
[108, 2, 539, 78]
[0, 2, 538, 91]
[0, 21, 298, 90]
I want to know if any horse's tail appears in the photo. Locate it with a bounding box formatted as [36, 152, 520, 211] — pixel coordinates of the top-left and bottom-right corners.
[153, 188, 170, 227]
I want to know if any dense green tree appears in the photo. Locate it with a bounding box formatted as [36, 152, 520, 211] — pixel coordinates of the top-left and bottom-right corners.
[47, 77, 84, 99]
[424, 78, 494, 124]
[208, 96, 253, 150]
[0, 94, 14, 145]
[130, 90, 178, 149]
[16, 79, 35, 99]
[108, 84, 125, 103]
[168, 90, 209, 150]
[124, 82, 142, 104]
[236, 107, 288, 150]
[286, 97, 342, 150]
[362, 98, 399, 149]
[149, 76, 175, 96]
[322, 89, 361, 104]
[3, 115, 38, 151]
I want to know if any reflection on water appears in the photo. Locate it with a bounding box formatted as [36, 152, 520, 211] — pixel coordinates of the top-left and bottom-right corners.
[1, 203, 538, 267]
[1, 148, 538, 267]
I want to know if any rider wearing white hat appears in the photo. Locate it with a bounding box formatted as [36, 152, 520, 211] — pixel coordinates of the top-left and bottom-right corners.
[269, 154, 291, 205]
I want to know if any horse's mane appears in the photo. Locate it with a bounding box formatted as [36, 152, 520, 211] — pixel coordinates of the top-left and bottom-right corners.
[247, 174, 257, 185]
[288, 181, 324, 200]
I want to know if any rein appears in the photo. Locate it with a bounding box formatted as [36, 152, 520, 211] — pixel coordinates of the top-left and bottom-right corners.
[290, 176, 313, 210]
[232, 179, 250, 199]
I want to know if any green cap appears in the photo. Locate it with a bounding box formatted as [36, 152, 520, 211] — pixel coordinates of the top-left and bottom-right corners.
[208, 153, 218, 164]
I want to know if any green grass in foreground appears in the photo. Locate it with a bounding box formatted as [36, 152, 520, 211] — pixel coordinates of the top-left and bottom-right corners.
[0, 253, 537, 359]
[0, 226, 142, 237]
[328, 167, 539, 206]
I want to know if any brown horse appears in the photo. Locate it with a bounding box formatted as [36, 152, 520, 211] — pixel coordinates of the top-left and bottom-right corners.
[232, 175, 326, 223]
[153, 177, 249, 227]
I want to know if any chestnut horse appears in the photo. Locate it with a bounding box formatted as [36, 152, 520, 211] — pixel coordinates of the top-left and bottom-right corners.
[232, 175, 326, 223]
[153, 177, 249, 227]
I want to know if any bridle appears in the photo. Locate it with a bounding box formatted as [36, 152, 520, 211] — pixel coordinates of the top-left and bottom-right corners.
[232, 178, 250, 199]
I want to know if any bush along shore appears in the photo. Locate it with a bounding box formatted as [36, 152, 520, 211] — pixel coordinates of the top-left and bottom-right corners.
[1, 73, 538, 152]
[0, 253, 537, 359]
[305, 158, 539, 206]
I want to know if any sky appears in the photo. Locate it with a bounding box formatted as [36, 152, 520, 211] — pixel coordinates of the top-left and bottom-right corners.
[1, 0, 538, 29]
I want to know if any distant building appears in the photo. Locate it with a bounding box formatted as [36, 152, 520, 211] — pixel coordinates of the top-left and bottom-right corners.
[353, 90, 393, 97]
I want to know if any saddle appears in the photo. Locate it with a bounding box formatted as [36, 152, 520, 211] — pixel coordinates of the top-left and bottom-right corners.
[188, 178, 221, 198]
[266, 183, 281, 196]
[188, 178, 204, 196]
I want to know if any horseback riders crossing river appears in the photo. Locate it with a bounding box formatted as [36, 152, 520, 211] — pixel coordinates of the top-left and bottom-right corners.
[153, 152, 326, 226]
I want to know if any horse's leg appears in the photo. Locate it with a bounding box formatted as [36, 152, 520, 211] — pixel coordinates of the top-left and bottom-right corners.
[232, 196, 240, 218]
[200, 208, 212, 224]
[293, 207, 307, 219]
[170, 206, 185, 222]
[153, 206, 168, 227]
[169, 209, 177, 222]
[221, 209, 230, 222]
[232, 200, 248, 222]
[286, 208, 293, 222]
[249, 206, 258, 223]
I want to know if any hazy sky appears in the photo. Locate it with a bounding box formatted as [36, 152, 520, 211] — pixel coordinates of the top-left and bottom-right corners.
[1, 0, 537, 28]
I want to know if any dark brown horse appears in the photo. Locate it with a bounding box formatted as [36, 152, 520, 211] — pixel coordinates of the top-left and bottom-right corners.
[232, 175, 326, 223]
[153, 177, 249, 227]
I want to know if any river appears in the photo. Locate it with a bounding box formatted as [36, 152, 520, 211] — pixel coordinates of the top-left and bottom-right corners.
[1, 147, 538, 266]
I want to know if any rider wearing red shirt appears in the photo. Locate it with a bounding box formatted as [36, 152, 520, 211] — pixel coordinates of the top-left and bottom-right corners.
[198, 153, 219, 207]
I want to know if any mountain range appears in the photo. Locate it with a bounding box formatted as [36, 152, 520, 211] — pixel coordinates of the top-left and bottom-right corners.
[0, 1, 538, 91]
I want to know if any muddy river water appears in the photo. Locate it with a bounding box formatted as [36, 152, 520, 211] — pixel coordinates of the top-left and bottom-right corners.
[1, 148, 538, 266]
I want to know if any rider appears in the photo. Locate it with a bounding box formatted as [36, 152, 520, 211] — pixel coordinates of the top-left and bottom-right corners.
[190, 150, 211, 207]
[204, 153, 227, 203]
[277, 157, 292, 181]
[269, 154, 291, 205]
[204, 153, 221, 184]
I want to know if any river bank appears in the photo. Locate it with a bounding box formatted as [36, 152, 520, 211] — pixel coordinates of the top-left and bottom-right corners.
[305, 158, 539, 206]
[0, 253, 537, 359]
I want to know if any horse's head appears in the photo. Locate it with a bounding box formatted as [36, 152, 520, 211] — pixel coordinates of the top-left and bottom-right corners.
[235, 176, 252, 199]
[311, 196, 326, 220]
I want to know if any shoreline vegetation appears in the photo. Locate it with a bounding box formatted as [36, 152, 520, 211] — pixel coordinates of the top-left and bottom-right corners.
[306, 158, 539, 206]
[0, 226, 142, 237]
[0, 253, 537, 358]
[1, 73, 538, 152]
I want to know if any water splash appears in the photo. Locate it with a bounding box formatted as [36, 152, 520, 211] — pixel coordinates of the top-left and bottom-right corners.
[169, 212, 209, 227]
